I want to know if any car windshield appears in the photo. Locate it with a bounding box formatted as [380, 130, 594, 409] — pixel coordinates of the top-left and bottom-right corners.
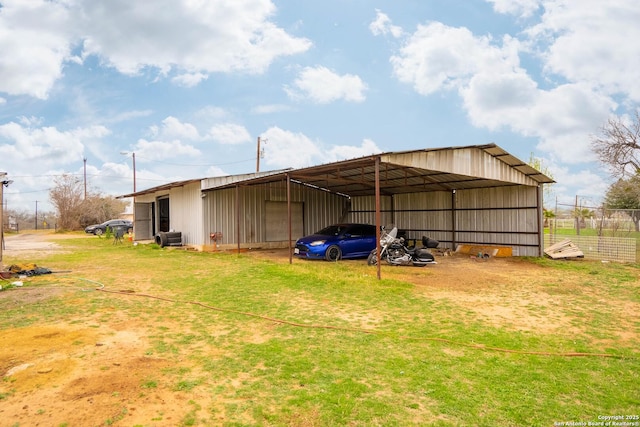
[316, 225, 346, 236]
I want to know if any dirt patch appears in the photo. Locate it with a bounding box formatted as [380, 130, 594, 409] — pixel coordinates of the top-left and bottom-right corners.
[0, 321, 191, 427]
[2, 231, 89, 258]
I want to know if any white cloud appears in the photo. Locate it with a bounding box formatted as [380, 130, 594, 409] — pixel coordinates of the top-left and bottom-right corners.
[259, 128, 381, 169]
[134, 138, 201, 160]
[172, 72, 208, 87]
[0, 0, 312, 99]
[369, 9, 404, 38]
[286, 66, 368, 104]
[251, 104, 293, 114]
[77, 0, 311, 76]
[529, 0, 640, 102]
[261, 127, 323, 168]
[389, 15, 623, 165]
[326, 139, 382, 162]
[205, 165, 228, 177]
[550, 164, 609, 204]
[390, 23, 521, 96]
[486, 0, 541, 18]
[0, 0, 73, 99]
[462, 75, 615, 164]
[150, 116, 202, 141]
[0, 121, 109, 167]
[208, 123, 252, 145]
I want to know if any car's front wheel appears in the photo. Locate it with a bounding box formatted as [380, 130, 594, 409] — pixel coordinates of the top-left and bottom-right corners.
[325, 245, 342, 261]
[94, 228, 103, 236]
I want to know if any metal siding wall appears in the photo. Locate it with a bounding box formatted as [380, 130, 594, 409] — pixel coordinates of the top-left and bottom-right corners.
[203, 181, 348, 245]
[393, 191, 453, 244]
[455, 186, 540, 256]
[173, 176, 542, 255]
[168, 182, 202, 246]
[349, 195, 394, 226]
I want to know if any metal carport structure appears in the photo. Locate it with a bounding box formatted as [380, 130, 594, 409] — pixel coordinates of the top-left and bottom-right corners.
[210, 143, 554, 279]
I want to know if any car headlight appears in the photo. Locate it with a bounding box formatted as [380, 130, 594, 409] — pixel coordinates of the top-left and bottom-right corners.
[309, 240, 326, 246]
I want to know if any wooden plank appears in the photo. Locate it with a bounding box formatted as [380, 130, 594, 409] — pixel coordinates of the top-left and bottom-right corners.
[544, 238, 584, 259]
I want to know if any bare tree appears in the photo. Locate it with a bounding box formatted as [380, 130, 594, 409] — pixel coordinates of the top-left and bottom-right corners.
[591, 111, 640, 175]
[49, 174, 127, 230]
[50, 174, 85, 230]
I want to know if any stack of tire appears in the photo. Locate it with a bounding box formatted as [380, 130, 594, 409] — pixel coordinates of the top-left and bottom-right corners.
[155, 231, 182, 248]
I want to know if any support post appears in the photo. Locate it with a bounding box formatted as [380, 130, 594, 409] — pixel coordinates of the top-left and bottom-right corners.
[451, 190, 457, 251]
[537, 185, 544, 257]
[287, 173, 292, 264]
[375, 156, 381, 280]
[0, 174, 4, 267]
[236, 184, 241, 254]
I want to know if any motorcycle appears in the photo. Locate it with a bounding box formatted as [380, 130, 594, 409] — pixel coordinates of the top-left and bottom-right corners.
[367, 227, 438, 267]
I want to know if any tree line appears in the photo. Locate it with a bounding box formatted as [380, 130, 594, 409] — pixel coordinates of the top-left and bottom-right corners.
[5, 174, 127, 232]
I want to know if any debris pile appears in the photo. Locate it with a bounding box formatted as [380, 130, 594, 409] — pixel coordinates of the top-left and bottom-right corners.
[544, 239, 584, 260]
[2, 263, 52, 278]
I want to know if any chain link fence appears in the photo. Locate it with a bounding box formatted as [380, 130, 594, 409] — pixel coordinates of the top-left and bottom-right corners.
[545, 234, 637, 263]
[546, 208, 639, 262]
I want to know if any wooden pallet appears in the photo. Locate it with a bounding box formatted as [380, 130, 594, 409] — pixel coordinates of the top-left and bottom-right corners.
[544, 239, 584, 259]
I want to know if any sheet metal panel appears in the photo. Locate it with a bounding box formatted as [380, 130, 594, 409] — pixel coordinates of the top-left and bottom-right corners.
[349, 195, 394, 226]
[393, 191, 453, 243]
[203, 181, 349, 245]
[455, 186, 540, 256]
[167, 182, 203, 246]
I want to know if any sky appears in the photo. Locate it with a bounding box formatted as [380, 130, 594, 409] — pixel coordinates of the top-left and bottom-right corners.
[1, 0, 638, 215]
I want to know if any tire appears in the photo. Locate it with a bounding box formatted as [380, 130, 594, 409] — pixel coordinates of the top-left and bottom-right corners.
[94, 228, 103, 236]
[367, 250, 378, 266]
[325, 245, 342, 261]
[155, 232, 168, 247]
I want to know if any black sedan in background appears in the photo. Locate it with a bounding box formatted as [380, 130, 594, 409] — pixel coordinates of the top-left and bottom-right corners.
[85, 219, 133, 235]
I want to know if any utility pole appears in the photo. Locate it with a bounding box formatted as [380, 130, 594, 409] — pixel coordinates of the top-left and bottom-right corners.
[35, 200, 38, 230]
[256, 137, 267, 172]
[133, 152, 136, 192]
[120, 151, 136, 192]
[256, 137, 261, 172]
[83, 157, 87, 199]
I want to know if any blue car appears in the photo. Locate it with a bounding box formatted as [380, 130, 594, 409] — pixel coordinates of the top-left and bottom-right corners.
[294, 223, 378, 261]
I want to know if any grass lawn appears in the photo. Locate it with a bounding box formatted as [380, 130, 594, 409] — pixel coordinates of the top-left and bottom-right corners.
[0, 233, 638, 426]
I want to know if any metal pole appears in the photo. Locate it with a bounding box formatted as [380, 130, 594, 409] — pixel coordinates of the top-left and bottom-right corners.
[537, 185, 544, 257]
[35, 201, 38, 230]
[451, 190, 457, 250]
[0, 174, 4, 266]
[287, 173, 292, 264]
[375, 156, 381, 280]
[256, 137, 261, 172]
[236, 184, 241, 254]
[132, 152, 136, 193]
[83, 157, 87, 199]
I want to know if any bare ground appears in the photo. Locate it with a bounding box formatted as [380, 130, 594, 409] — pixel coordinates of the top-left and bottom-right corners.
[0, 233, 638, 426]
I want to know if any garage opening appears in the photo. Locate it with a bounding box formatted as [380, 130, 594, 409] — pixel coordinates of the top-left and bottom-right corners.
[265, 201, 303, 242]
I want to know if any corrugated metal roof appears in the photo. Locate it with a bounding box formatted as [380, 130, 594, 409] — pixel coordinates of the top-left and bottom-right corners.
[118, 144, 554, 199]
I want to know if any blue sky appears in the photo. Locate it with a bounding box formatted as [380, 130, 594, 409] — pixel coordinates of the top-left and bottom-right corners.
[1, 0, 638, 213]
